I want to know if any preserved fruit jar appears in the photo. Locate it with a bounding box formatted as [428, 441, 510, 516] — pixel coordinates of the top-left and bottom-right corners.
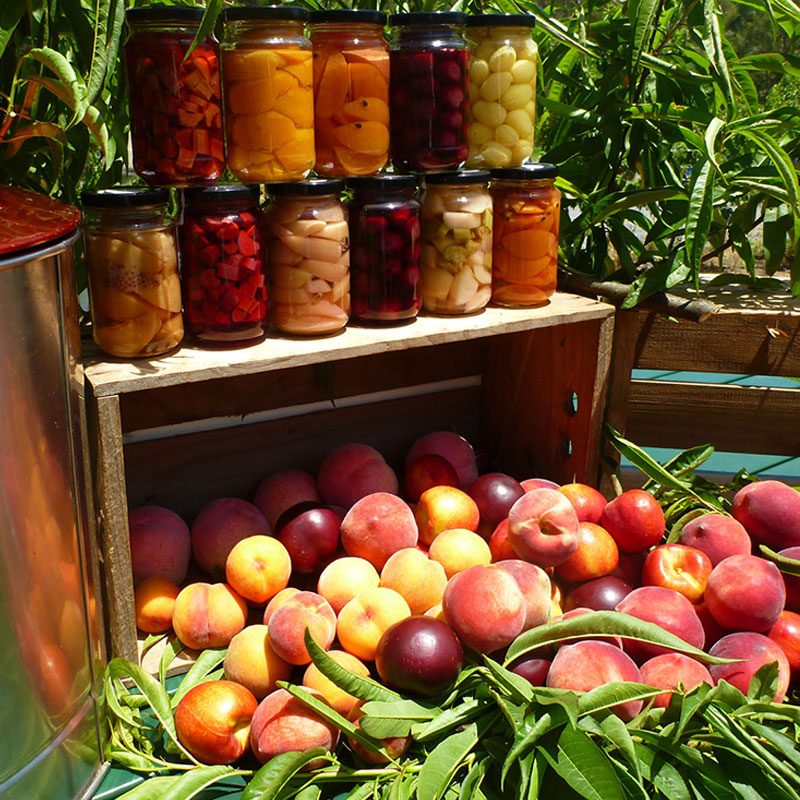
[221, 6, 314, 182]
[465, 14, 538, 168]
[82, 188, 183, 357]
[179, 185, 267, 346]
[491, 163, 560, 307]
[124, 7, 224, 186]
[348, 174, 421, 324]
[388, 12, 469, 172]
[309, 10, 390, 176]
[266, 180, 349, 335]
[421, 171, 492, 314]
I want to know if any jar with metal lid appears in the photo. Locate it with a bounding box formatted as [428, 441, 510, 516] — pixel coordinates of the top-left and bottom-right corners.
[82, 188, 183, 357]
[347, 174, 421, 323]
[388, 12, 469, 172]
[221, 6, 314, 183]
[309, 9, 390, 176]
[491, 163, 560, 307]
[421, 171, 493, 314]
[465, 14, 538, 168]
[179, 184, 267, 346]
[124, 7, 224, 187]
[266, 179, 349, 335]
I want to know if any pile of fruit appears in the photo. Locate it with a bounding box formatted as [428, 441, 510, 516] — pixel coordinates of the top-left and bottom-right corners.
[112, 431, 800, 799]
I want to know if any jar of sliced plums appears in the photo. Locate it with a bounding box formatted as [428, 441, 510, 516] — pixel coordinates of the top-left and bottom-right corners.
[347, 174, 422, 324]
[124, 7, 224, 186]
[388, 12, 469, 172]
[179, 185, 268, 346]
[266, 180, 350, 335]
[490, 163, 560, 308]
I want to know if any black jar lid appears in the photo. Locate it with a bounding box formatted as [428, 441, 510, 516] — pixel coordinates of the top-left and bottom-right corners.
[490, 163, 558, 181]
[465, 14, 536, 27]
[126, 6, 205, 23]
[388, 11, 467, 26]
[309, 9, 387, 25]
[267, 179, 345, 197]
[424, 170, 491, 185]
[346, 174, 419, 191]
[183, 184, 259, 202]
[223, 5, 308, 23]
[81, 187, 170, 208]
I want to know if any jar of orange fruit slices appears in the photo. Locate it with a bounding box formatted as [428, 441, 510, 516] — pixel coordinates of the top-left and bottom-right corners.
[309, 9, 390, 176]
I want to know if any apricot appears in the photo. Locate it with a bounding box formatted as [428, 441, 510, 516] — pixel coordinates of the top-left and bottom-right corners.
[224, 625, 292, 699]
[639, 653, 713, 709]
[172, 582, 248, 651]
[253, 470, 321, 529]
[128, 506, 191, 586]
[225, 535, 291, 605]
[678, 512, 752, 566]
[317, 556, 380, 614]
[378, 547, 447, 615]
[134, 577, 180, 634]
[429, 529, 491, 579]
[709, 632, 790, 702]
[732, 480, 800, 549]
[303, 650, 370, 717]
[317, 443, 399, 509]
[405, 431, 478, 488]
[262, 587, 301, 624]
[415, 486, 481, 547]
[267, 591, 336, 666]
[337, 587, 411, 661]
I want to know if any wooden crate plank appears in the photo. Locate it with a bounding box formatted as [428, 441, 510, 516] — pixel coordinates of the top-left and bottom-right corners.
[626, 380, 800, 456]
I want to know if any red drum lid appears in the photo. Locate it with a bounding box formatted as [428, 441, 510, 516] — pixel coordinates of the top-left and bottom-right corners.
[0, 186, 82, 256]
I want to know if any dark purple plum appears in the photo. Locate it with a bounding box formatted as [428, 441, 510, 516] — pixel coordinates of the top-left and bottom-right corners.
[563, 576, 633, 612]
[275, 502, 341, 574]
[468, 473, 525, 537]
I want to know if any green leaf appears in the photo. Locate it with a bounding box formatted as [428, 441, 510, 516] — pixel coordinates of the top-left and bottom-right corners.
[171, 647, 227, 708]
[416, 723, 478, 800]
[634, 743, 692, 800]
[28, 47, 88, 126]
[703, 117, 726, 172]
[733, 129, 800, 216]
[684, 161, 716, 278]
[629, 0, 660, 75]
[578, 683, 661, 716]
[502, 712, 561, 786]
[480, 657, 534, 704]
[762, 209, 793, 274]
[116, 776, 183, 800]
[159, 636, 185, 685]
[294, 786, 322, 800]
[701, 0, 735, 110]
[758, 545, 800, 578]
[739, 718, 800, 770]
[598, 714, 641, 784]
[643, 444, 715, 491]
[747, 661, 780, 703]
[459, 754, 489, 800]
[359, 699, 437, 739]
[411, 697, 484, 742]
[86, 0, 114, 105]
[0, 0, 26, 61]
[590, 188, 687, 225]
[158, 766, 237, 800]
[242, 750, 327, 800]
[185, 0, 223, 61]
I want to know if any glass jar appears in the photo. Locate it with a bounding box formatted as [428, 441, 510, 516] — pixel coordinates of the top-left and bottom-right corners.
[347, 175, 421, 324]
[309, 10, 390, 176]
[465, 15, 538, 168]
[388, 12, 469, 172]
[266, 180, 349, 335]
[491, 164, 560, 307]
[421, 171, 493, 314]
[179, 185, 267, 346]
[221, 6, 314, 182]
[82, 188, 183, 358]
[124, 8, 224, 187]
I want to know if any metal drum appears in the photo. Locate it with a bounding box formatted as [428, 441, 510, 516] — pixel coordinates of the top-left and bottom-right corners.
[0, 187, 105, 800]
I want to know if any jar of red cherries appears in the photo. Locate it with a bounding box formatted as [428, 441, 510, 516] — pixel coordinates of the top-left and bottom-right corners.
[179, 185, 268, 346]
[388, 12, 469, 172]
[124, 7, 224, 186]
[347, 175, 422, 324]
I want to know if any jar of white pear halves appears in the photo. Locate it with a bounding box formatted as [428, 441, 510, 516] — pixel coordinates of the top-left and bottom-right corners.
[420, 170, 493, 314]
[465, 14, 537, 168]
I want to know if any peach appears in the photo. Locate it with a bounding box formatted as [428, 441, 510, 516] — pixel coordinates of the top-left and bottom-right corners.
[546, 640, 644, 720]
[172, 582, 248, 650]
[694, 601, 726, 651]
[678, 513, 752, 566]
[347, 699, 410, 765]
[253, 469, 321, 529]
[641, 543, 712, 604]
[318, 556, 380, 614]
[263, 587, 300, 624]
[768, 610, 800, 682]
[442, 564, 525, 654]
[555, 522, 619, 584]
[318, 443, 399, 509]
[615, 586, 705, 663]
[224, 625, 292, 699]
[496, 559, 551, 631]
[732, 480, 800, 549]
[225, 535, 292, 605]
[337, 587, 411, 661]
[380, 548, 447, 614]
[415, 486, 480, 547]
[128, 505, 191, 586]
[302, 650, 370, 717]
[488, 519, 517, 561]
[558, 483, 607, 524]
[175, 680, 258, 765]
[708, 632, 790, 703]
[134, 576, 180, 634]
[250, 688, 340, 767]
[521, 478, 560, 491]
[778, 546, 800, 610]
[429, 529, 491, 579]
[191, 498, 271, 577]
[507, 488, 580, 568]
[404, 453, 459, 502]
[600, 489, 665, 554]
[705, 554, 785, 632]
[267, 591, 336, 665]
[405, 431, 478, 488]
[639, 653, 713, 709]
[341, 492, 418, 570]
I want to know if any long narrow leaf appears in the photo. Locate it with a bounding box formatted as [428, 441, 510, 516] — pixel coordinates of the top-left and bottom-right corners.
[733, 128, 800, 215]
[684, 160, 716, 278]
[629, 0, 660, 75]
[416, 723, 478, 800]
[242, 750, 327, 800]
[0, 0, 26, 61]
[28, 47, 88, 126]
[171, 647, 227, 708]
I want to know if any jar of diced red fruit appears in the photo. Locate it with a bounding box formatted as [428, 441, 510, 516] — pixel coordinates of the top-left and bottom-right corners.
[266, 180, 350, 335]
[388, 12, 469, 172]
[221, 6, 315, 183]
[347, 174, 422, 324]
[179, 185, 268, 346]
[124, 7, 224, 187]
[309, 9, 390, 176]
[82, 188, 183, 358]
[491, 163, 560, 307]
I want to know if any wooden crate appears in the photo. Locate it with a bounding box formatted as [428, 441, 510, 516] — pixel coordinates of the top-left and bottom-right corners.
[83, 293, 614, 663]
